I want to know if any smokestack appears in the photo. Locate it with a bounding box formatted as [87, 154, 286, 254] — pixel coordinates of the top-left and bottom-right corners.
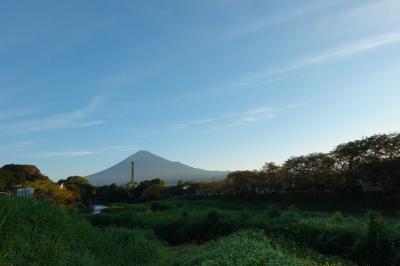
[130, 161, 136, 189]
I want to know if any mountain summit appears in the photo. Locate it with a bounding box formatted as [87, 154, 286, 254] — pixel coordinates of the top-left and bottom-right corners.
[86, 150, 229, 186]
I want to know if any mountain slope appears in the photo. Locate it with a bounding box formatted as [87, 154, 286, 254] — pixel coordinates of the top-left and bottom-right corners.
[86, 150, 229, 186]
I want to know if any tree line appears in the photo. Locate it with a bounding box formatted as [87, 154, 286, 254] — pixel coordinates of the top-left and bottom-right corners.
[1, 133, 399, 204]
[0, 165, 95, 207]
[188, 133, 400, 196]
[98, 133, 400, 201]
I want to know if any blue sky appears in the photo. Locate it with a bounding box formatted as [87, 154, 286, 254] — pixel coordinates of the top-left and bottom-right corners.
[1, 0, 400, 180]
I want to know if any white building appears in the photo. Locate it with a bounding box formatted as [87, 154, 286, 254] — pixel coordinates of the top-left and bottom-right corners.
[16, 188, 35, 197]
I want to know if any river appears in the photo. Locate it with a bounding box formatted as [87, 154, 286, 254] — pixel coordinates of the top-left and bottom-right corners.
[91, 204, 108, 214]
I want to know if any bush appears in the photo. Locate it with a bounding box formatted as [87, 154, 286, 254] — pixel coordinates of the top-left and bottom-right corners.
[169, 230, 352, 266]
[358, 211, 397, 266]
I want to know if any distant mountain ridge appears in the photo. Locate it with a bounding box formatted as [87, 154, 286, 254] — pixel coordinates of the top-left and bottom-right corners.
[86, 150, 229, 186]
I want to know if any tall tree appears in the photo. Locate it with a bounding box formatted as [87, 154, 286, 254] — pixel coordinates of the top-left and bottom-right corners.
[0, 164, 49, 190]
[58, 176, 95, 204]
[225, 171, 258, 194]
[261, 162, 281, 192]
[284, 153, 336, 192]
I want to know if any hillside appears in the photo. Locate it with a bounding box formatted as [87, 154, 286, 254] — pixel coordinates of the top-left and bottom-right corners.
[86, 150, 229, 186]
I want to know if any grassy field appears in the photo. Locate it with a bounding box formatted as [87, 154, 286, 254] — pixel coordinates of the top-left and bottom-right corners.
[1, 197, 400, 265]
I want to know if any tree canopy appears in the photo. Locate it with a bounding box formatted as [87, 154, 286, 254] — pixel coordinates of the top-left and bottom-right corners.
[0, 164, 49, 191]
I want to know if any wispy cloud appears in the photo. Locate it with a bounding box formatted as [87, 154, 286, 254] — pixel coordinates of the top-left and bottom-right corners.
[220, 1, 339, 43]
[0, 96, 105, 134]
[0, 140, 34, 151]
[174, 117, 225, 130]
[236, 31, 400, 87]
[72, 120, 105, 128]
[174, 102, 308, 133]
[17, 140, 33, 146]
[203, 107, 276, 133]
[32, 150, 96, 158]
[306, 32, 400, 64]
[30, 144, 137, 159]
[171, 29, 400, 107]
[174, 98, 315, 133]
[340, 0, 400, 30]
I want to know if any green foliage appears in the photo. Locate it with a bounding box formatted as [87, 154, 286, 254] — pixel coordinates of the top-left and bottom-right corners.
[0, 198, 166, 266]
[25, 179, 76, 205]
[140, 183, 166, 201]
[58, 176, 95, 205]
[87, 199, 400, 266]
[150, 202, 171, 211]
[0, 164, 48, 191]
[88, 204, 239, 245]
[135, 178, 166, 201]
[173, 133, 400, 197]
[2, 197, 399, 266]
[266, 205, 281, 218]
[96, 183, 132, 203]
[169, 230, 353, 266]
[225, 170, 260, 194]
[359, 211, 396, 266]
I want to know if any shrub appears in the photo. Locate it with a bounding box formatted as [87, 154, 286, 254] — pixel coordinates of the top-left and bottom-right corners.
[169, 230, 352, 266]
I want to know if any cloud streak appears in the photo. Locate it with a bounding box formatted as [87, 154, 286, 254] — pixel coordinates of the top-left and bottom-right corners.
[177, 98, 315, 133]
[0, 96, 105, 134]
[236, 31, 400, 86]
[217, 1, 343, 45]
[30, 144, 138, 159]
[341, 0, 400, 28]
[32, 150, 96, 158]
[174, 102, 309, 133]
[202, 107, 280, 133]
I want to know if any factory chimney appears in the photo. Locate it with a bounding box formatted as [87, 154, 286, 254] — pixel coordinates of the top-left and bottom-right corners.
[129, 161, 136, 189]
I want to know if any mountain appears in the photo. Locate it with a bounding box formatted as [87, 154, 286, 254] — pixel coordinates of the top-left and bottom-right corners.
[86, 150, 229, 186]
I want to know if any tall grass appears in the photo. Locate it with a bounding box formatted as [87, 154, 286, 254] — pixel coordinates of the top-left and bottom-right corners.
[88, 199, 400, 265]
[0, 198, 166, 266]
[2, 198, 399, 265]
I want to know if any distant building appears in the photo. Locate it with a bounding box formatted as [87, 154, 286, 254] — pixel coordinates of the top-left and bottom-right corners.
[16, 187, 35, 197]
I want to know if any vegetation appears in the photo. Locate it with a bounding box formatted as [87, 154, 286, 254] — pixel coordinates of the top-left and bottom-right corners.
[0, 197, 361, 266]
[87, 199, 400, 266]
[169, 230, 353, 266]
[0, 164, 49, 191]
[58, 176, 96, 205]
[2, 133, 400, 208]
[176, 133, 400, 196]
[24, 179, 76, 205]
[73, 133, 400, 206]
[1, 132, 400, 265]
[0, 165, 96, 207]
[0, 197, 166, 266]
